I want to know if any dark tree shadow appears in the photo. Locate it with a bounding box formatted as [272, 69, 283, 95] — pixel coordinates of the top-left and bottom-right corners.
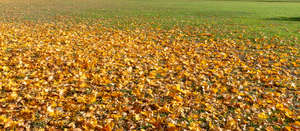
[256, 0, 300, 2]
[215, 0, 300, 2]
[266, 17, 300, 22]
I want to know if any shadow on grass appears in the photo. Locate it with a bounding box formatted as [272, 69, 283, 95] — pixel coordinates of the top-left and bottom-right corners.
[266, 17, 300, 22]
[256, 0, 300, 2]
[214, 0, 300, 2]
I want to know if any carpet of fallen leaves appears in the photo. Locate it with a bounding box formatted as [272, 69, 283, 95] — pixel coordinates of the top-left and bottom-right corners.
[0, 21, 299, 130]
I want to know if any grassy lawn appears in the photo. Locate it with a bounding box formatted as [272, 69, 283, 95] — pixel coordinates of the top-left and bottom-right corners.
[0, 0, 299, 40]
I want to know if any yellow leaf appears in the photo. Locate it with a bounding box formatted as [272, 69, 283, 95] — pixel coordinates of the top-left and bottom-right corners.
[160, 104, 172, 113]
[47, 106, 55, 117]
[103, 122, 114, 131]
[89, 95, 97, 103]
[8, 92, 18, 100]
[1, 66, 9, 71]
[80, 73, 88, 80]
[0, 115, 8, 123]
[80, 82, 88, 88]
[212, 88, 218, 94]
[258, 112, 268, 119]
[77, 96, 86, 103]
[135, 114, 141, 121]
[174, 95, 183, 102]
[112, 114, 122, 119]
[173, 84, 186, 94]
[167, 123, 178, 131]
[168, 122, 175, 127]
[226, 116, 237, 129]
[284, 109, 293, 118]
[149, 70, 157, 78]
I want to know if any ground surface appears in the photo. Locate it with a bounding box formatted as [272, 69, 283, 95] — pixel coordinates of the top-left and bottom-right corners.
[0, 0, 299, 130]
[1, 0, 300, 39]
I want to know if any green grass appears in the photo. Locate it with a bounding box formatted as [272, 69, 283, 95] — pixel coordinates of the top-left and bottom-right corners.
[0, 0, 299, 41]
